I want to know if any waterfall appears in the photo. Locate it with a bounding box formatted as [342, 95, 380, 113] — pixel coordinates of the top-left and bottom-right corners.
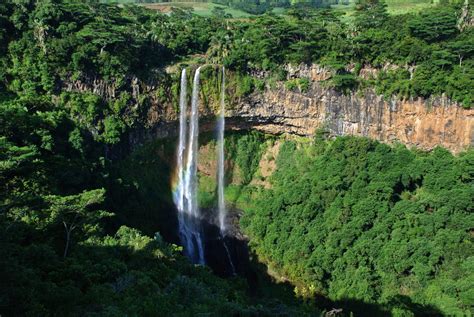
[174, 69, 187, 221]
[174, 67, 205, 265]
[217, 67, 236, 275]
[183, 66, 205, 264]
[174, 66, 236, 271]
[217, 66, 227, 233]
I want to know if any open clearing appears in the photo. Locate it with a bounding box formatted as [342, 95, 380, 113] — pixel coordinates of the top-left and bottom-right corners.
[332, 0, 434, 18]
[105, 0, 436, 18]
[141, 2, 256, 18]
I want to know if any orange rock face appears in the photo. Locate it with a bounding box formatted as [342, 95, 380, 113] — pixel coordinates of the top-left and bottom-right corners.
[65, 67, 472, 154]
[230, 83, 473, 153]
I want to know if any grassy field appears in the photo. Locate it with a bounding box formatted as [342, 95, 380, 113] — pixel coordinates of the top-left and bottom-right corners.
[144, 2, 256, 18]
[384, 0, 435, 14]
[102, 0, 436, 18]
[101, 1, 257, 18]
[139, 2, 294, 18]
[331, 0, 435, 18]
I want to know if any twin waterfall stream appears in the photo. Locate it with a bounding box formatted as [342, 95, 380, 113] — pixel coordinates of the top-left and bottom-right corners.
[173, 66, 235, 272]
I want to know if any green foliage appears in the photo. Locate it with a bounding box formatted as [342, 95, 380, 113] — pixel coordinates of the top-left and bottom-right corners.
[285, 79, 299, 91]
[0, 3, 312, 312]
[4, 0, 469, 106]
[217, 3, 472, 107]
[234, 132, 267, 185]
[101, 115, 126, 144]
[1, 218, 267, 316]
[353, 0, 389, 30]
[241, 137, 474, 316]
[285, 78, 311, 92]
[0, 1, 472, 315]
[0, 91, 309, 317]
[374, 68, 413, 98]
[211, 5, 233, 19]
[327, 73, 359, 92]
[235, 74, 255, 97]
[408, 6, 458, 42]
[223, 11, 335, 71]
[298, 77, 310, 92]
[254, 78, 266, 91]
[213, 0, 342, 15]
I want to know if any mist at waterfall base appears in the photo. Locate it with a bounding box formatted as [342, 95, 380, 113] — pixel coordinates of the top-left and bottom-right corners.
[172, 66, 240, 276]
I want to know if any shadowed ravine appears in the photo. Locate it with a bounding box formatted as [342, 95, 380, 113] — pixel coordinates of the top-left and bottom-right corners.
[106, 127, 448, 317]
[106, 66, 454, 317]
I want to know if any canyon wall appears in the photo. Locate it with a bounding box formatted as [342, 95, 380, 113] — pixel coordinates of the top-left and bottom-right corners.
[141, 83, 472, 154]
[63, 66, 473, 153]
[231, 82, 473, 153]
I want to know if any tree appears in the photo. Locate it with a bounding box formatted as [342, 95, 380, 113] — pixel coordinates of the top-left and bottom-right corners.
[212, 6, 229, 19]
[45, 189, 111, 257]
[447, 29, 474, 66]
[242, 136, 473, 315]
[408, 7, 458, 42]
[353, 0, 388, 31]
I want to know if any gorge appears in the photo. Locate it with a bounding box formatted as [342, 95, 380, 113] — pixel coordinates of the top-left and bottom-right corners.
[59, 62, 474, 288]
[126, 65, 473, 154]
[119, 64, 474, 316]
[124, 63, 473, 289]
[2, 1, 473, 316]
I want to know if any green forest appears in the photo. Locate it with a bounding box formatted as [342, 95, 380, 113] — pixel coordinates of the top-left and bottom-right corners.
[0, 0, 473, 316]
[240, 136, 474, 316]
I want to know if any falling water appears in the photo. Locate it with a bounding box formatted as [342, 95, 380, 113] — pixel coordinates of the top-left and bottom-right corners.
[222, 234, 236, 275]
[174, 67, 205, 265]
[217, 66, 227, 233]
[174, 66, 237, 271]
[174, 69, 190, 260]
[217, 66, 236, 275]
[183, 67, 205, 264]
[174, 69, 187, 220]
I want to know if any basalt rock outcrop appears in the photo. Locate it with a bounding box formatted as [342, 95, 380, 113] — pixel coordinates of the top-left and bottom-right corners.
[231, 82, 473, 153]
[64, 67, 473, 153]
[140, 80, 472, 153]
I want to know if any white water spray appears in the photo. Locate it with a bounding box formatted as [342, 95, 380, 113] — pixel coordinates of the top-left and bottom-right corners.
[175, 67, 205, 265]
[217, 67, 236, 275]
[185, 67, 201, 222]
[217, 66, 227, 233]
[174, 69, 187, 217]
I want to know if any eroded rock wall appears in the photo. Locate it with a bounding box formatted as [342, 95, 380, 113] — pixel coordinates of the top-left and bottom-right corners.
[64, 67, 473, 153]
[231, 83, 473, 153]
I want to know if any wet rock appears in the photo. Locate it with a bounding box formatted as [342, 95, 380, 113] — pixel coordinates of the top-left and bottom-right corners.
[198, 207, 250, 277]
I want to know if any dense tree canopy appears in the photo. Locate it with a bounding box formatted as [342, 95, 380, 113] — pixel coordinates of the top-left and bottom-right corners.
[0, 0, 472, 315]
[0, 2, 310, 315]
[1, 0, 472, 108]
[240, 136, 474, 316]
[216, 3, 473, 107]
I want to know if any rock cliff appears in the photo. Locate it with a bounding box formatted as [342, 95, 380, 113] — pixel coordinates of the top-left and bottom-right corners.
[231, 82, 473, 153]
[63, 67, 473, 153]
[140, 80, 472, 154]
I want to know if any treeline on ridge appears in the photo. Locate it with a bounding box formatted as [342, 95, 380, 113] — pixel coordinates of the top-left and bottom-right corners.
[211, 0, 344, 15]
[1, 0, 472, 113]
